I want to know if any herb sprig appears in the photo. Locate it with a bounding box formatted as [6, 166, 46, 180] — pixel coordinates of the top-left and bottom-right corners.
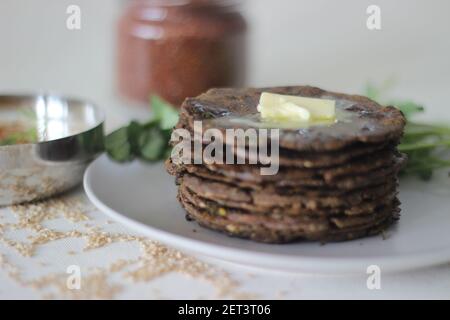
[105, 96, 179, 163]
[365, 82, 450, 180]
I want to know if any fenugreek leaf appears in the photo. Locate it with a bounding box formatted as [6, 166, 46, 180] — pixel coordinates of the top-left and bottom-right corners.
[391, 100, 424, 119]
[139, 127, 166, 161]
[127, 121, 144, 155]
[105, 95, 179, 163]
[105, 126, 134, 162]
[151, 96, 179, 130]
[365, 81, 450, 180]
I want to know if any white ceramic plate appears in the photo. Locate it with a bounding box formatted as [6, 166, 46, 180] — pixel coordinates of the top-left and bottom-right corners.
[84, 154, 450, 274]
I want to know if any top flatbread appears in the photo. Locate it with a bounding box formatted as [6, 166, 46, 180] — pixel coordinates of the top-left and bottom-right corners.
[178, 86, 406, 152]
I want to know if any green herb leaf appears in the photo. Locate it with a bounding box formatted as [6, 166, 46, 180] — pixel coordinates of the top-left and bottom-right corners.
[151, 96, 179, 130]
[127, 121, 144, 155]
[391, 100, 424, 119]
[105, 95, 179, 163]
[365, 82, 381, 101]
[139, 127, 166, 162]
[365, 81, 450, 180]
[105, 127, 133, 162]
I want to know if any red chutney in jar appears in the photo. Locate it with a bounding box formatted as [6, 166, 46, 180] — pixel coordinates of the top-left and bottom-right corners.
[117, 0, 247, 107]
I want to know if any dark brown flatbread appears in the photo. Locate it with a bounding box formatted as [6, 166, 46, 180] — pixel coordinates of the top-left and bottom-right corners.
[169, 153, 405, 191]
[173, 121, 397, 168]
[179, 175, 398, 216]
[168, 149, 403, 185]
[180, 187, 397, 230]
[178, 86, 406, 152]
[167, 161, 402, 198]
[178, 189, 400, 243]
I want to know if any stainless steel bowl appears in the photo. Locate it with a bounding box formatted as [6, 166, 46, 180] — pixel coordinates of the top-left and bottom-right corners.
[0, 94, 104, 206]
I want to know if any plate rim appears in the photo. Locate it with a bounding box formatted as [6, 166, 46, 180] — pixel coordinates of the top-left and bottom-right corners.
[83, 154, 450, 274]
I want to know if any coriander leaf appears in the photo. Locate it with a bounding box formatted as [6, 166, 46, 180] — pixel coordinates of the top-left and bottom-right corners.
[151, 95, 179, 130]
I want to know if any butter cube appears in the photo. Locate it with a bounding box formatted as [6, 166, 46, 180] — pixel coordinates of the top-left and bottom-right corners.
[258, 92, 336, 122]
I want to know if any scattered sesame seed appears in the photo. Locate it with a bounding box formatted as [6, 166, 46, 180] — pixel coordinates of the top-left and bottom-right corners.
[0, 194, 253, 299]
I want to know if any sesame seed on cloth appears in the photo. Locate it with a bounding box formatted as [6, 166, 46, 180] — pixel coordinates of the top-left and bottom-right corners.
[0, 191, 256, 299]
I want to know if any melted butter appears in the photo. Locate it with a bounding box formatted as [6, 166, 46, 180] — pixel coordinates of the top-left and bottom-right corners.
[208, 98, 357, 130]
[202, 96, 384, 144]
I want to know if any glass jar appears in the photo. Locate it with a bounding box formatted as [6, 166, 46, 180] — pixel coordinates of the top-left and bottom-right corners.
[117, 0, 247, 107]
